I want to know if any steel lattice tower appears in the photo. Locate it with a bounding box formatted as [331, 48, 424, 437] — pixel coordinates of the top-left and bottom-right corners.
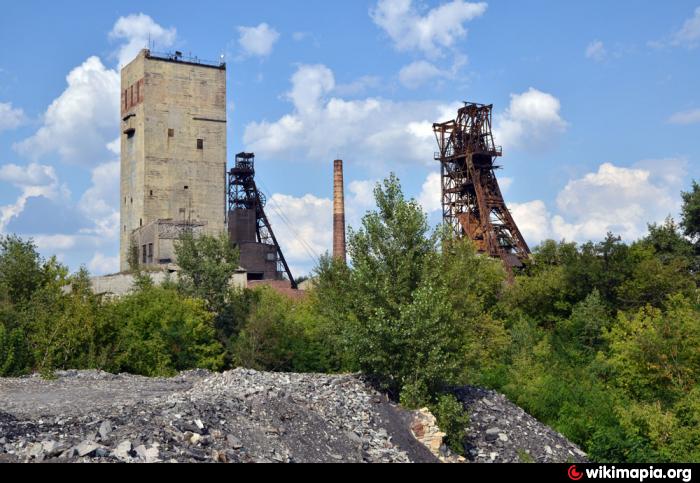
[433, 102, 530, 270]
[227, 152, 297, 289]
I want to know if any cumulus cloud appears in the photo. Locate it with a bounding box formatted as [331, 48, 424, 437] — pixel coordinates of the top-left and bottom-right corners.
[261, 178, 388, 276]
[399, 54, 467, 89]
[418, 171, 441, 213]
[244, 64, 454, 166]
[110, 13, 177, 67]
[585, 40, 607, 61]
[264, 193, 332, 276]
[494, 87, 568, 152]
[668, 108, 700, 125]
[672, 6, 700, 48]
[0, 162, 65, 233]
[509, 200, 552, 245]
[0, 102, 26, 131]
[13, 57, 120, 166]
[370, 0, 487, 57]
[237, 23, 280, 58]
[88, 252, 120, 275]
[509, 159, 687, 247]
[79, 161, 120, 240]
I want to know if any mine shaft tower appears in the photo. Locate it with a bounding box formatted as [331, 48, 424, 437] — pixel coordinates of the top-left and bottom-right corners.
[433, 102, 530, 269]
[227, 152, 297, 289]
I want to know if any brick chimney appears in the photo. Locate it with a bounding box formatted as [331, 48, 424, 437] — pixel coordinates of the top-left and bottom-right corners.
[333, 159, 346, 263]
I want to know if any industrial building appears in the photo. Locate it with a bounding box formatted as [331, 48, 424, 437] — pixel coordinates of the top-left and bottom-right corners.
[113, 48, 301, 295]
[119, 49, 227, 272]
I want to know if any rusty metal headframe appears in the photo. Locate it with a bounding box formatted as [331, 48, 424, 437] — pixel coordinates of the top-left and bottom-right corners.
[227, 152, 297, 289]
[433, 102, 530, 271]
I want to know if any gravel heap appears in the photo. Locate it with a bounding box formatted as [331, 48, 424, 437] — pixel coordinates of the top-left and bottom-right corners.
[455, 386, 588, 463]
[0, 369, 434, 463]
[0, 369, 587, 464]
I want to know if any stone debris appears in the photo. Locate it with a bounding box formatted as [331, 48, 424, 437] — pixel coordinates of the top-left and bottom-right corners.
[0, 369, 586, 464]
[0, 369, 434, 463]
[454, 386, 588, 463]
[410, 408, 465, 463]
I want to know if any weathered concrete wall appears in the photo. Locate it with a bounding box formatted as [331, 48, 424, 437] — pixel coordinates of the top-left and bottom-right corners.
[120, 50, 227, 271]
[91, 270, 247, 297]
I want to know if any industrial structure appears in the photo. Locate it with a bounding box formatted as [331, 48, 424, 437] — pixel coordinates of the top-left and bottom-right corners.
[227, 152, 296, 288]
[433, 102, 530, 271]
[333, 159, 347, 263]
[119, 49, 227, 272]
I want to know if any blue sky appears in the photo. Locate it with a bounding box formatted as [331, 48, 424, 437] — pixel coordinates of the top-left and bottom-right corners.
[1, 1, 699, 277]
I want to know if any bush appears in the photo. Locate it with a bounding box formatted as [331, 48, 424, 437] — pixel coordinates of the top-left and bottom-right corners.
[105, 285, 224, 376]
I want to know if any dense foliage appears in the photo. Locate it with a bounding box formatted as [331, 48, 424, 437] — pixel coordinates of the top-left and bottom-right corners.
[0, 174, 698, 462]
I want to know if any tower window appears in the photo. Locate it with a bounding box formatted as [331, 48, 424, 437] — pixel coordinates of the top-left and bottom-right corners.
[197, 139, 204, 149]
[168, 128, 174, 137]
[140, 218, 142, 227]
[184, 185, 189, 190]
[149, 190, 153, 196]
[142, 245, 147, 264]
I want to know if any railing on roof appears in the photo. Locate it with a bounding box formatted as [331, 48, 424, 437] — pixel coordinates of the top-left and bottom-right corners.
[147, 50, 226, 68]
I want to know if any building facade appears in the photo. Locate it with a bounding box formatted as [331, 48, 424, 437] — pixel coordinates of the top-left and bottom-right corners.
[119, 49, 227, 272]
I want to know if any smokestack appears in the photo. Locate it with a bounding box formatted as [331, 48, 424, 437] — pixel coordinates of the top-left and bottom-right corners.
[333, 159, 346, 263]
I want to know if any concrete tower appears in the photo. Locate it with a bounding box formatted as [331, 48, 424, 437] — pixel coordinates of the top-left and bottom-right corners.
[119, 50, 227, 272]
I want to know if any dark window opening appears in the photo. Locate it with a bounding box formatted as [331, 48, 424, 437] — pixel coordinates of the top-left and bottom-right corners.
[184, 186, 189, 190]
[147, 243, 153, 264]
[139, 218, 142, 227]
[196, 139, 204, 149]
[149, 190, 153, 196]
[130, 197, 133, 204]
[247, 273, 264, 281]
[124, 225, 126, 232]
[142, 245, 147, 264]
[168, 128, 174, 137]
[126, 129, 135, 139]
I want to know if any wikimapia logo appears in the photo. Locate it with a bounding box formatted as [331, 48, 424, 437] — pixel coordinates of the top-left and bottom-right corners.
[567, 465, 693, 482]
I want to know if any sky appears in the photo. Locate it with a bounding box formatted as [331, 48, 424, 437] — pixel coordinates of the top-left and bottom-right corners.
[1, 0, 699, 277]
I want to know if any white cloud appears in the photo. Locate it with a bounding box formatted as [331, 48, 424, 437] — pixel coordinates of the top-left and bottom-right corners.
[0, 162, 65, 233]
[499, 176, 513, 192]
[110, 13, 177, 67]
[585, 40, 607, 61]
[672, 6, 700, 48]
[494, 87, 568, 151]
[265, 193, 332, 276]
[244, 64, 454, 166]
[510, 200, 552, 245]
[237, 23, 280, 58]
[334, 76, 382, 96]
[0, 102, 25, 131]
[399, 54, 467, 89]
[508, 160, 687, 247]
[88, 252, 120, 275]
[418, 171, 441, 213]
[370, 0, 487, 57]
[399, 61, 444, 89]
[13, 57, 120, 166]
[79, 161, 120, 240]
[668, 108, 700, 125]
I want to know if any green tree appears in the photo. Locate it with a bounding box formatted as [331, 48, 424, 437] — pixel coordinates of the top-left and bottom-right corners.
[681, 180, 700, 243]
[175, 232, 240, 314]
[105, 285, 225, 376]
[601, 295, 700, 405]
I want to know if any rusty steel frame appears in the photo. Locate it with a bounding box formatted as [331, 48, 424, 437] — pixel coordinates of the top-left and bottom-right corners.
[433, 102, 530, 271]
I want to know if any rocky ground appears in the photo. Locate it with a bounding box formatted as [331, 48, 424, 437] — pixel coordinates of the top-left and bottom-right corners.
[0, 369, 587, 463]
